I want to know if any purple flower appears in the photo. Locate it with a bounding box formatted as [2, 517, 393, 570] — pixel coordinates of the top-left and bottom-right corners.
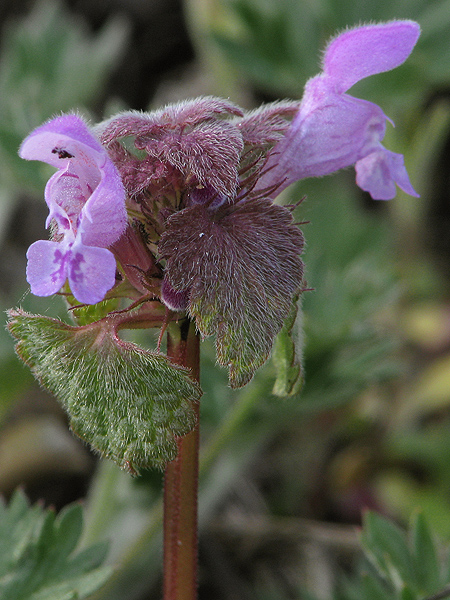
[258, 20, 421, 200]
[19, 114, 127, 304]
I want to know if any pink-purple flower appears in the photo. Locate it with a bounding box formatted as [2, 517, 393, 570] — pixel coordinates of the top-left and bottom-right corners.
[18, 19, 420, 321]
[19, 114, 127, 304]
[258, 20, 421, 200]
[16, 20, 421, 387]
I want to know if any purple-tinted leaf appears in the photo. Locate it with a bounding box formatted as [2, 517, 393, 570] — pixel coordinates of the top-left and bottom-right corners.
[98, 98, 245, 197]
[159, 198, 304, 387]
[140, 120, 244, 196]
[237, 100, 299, 147]
[106, 142, 167, 200]
[98, 97, 244, 144]
[157, 96, 244, 124]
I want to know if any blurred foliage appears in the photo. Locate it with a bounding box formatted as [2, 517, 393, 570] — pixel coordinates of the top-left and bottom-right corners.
[0, 489, 111, 600]
[0, 0, 128, 238]
[2, 0, 450, 599]
[335, 512, 449, 600]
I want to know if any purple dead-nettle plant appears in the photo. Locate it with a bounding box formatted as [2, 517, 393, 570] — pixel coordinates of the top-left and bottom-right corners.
[8, 21, 421, 597]
[9, 20, 420, 473]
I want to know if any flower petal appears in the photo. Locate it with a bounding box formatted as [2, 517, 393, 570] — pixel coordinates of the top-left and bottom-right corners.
[21, 114, 127, 248]
[44, 166, 90, 233]
[79, 158, 128, 248]
[26, 240, 69, 297]
[68, 244, 118, 304]
[355, 148, 419, 200]
[19, 114, 105, 167]
[323, 21, 421, 93]
[257, 21, 420, 200]
[261, 92, 386, 191]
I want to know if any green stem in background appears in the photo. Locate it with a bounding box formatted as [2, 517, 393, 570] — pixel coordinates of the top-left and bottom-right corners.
[164, 319, 201, 600]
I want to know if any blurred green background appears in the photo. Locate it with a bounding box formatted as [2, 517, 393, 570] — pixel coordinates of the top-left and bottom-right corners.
[2, 1, 450, 599]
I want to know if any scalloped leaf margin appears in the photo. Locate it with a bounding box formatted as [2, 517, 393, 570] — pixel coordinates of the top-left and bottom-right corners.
[159, 198, 304, 387]
[7, 309, 201, 472]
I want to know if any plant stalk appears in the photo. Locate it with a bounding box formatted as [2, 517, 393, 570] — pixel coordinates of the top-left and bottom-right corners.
[164, 318, 200, 600]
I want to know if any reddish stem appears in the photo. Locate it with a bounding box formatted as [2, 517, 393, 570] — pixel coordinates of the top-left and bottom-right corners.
[163, 319, 200, 600]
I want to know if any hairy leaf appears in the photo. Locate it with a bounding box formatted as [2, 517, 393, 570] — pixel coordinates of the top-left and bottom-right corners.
[99, 97, 245, 196]
[272, 292, 303, 396]
[412, 513, 441, 593]
[159, 198, 304, 387]
[236, 100, 299, 147]
[0, 489, 111, 600]
[7, 309, 201, 471]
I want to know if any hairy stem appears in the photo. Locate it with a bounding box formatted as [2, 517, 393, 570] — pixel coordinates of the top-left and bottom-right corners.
[164, 319, 200, 600]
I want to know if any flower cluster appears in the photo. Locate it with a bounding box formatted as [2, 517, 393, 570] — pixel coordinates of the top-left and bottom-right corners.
[19, 20, 420, 385]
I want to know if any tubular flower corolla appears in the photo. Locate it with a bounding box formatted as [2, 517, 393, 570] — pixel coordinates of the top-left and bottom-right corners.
[19, 114, 127, 304]
[258, 20, 421, 200]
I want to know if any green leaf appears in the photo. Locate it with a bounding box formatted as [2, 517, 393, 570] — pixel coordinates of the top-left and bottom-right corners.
[272, 292, 303, 396]
[0, 490, 112, 600]
[7, 309, 201, 472]
[399, 585, 418, 600]
[362, 511, 415, 588]
[69, 296, 121, 326]
[411, 512, 441, 593]
[360, 572, 393, 600]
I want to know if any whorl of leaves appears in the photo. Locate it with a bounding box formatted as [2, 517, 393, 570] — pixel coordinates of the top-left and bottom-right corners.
[98, 97, 244, 143]
[98, 97, 245, 197]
